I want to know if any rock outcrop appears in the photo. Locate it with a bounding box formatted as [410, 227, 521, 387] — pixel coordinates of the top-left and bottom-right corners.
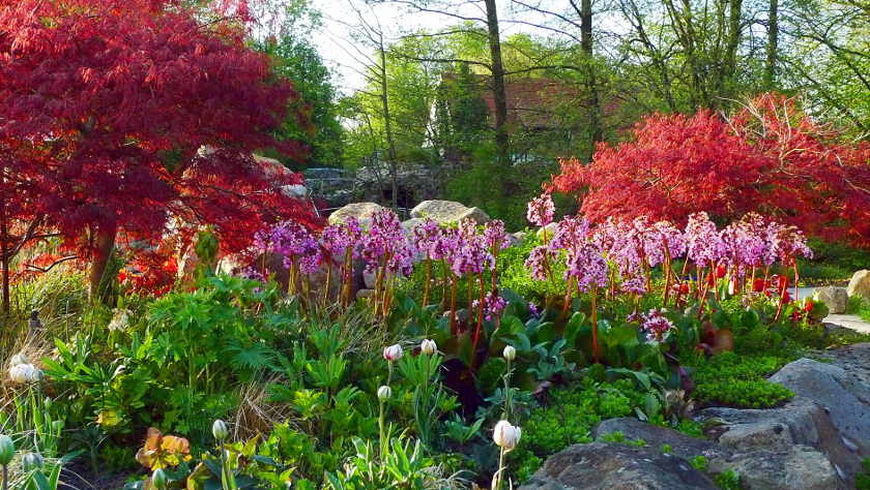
[847, 269, 870, 301]
[327, 202, 387, 225]
[519, 442, 717, 490]
[522, 346, 870, 489]
[768, 358, 870, 457]
[814, 286, 849, 314]
[410, 200, 490, 225]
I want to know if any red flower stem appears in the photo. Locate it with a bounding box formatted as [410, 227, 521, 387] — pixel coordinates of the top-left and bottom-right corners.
[449, 277, 458, 336]
[591, 287, 599, 363]
[422, 259, 432, 306]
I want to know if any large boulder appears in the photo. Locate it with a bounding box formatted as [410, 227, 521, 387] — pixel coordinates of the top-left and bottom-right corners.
[327, 202, 387, 225]
[410, 200, 490, 225]
[720, 446, 841, 490]
[814, 286, 849, 314]
[698, 396, 862, 488]
[768, 358, 870, 457]
[816, 342, 870, 394]
[847, 270, 870, 301]
[593, 418, 726, 462]
[518, 442, 717, 490]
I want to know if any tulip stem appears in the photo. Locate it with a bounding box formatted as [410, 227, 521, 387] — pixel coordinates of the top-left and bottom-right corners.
[2, 464, 7, 490]
[493, 447, 508, 490]
[503, 359, 512, 420]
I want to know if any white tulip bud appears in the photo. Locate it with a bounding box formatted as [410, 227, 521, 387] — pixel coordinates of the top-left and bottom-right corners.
[377, 385, 392, 401]
[9, 364, 38, 384]
[27, 367, 43, 383]
[493, 420, 521, 451]
[502, 345, 516, 362]
[9, 353, 28, 367]
[420, 339, 437, 355]
[0, 435, 15, 466]
[212, 419, 228, 441]
[383, 344, 403, 361]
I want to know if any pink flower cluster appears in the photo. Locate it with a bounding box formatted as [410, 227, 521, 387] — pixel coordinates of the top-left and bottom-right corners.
[254, 210, 512, 283]
[640, 309, 675, 343]
[360, 210, 415, 275]
[527, 192, 555, 227]
[525, 209, 812, 297]
[526, 215, 608, 291]
[473, 291, 508, 321]
[254, 220, 321, 273]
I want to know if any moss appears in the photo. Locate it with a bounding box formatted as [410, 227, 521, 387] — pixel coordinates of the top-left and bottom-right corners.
[691, 353, 793, 409]
[513, 378, 645, 481]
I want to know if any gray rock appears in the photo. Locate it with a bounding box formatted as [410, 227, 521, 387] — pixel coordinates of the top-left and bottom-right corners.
[518, 442, 717, 490]
[458, 206, 490, 224]
[511, 231, 528, 244]
[401, 217, 427, 232]
[328, 202, 387, 225]
[816, 343, 870, 394]
[535, 222, 559, 241]
[720, 446, 840, 490]
[410, 200, 490, 224]
[814, 286, 849, 313]
[768, 359, 870, 457]
[593, 418, 727, 462]
[847, 269, 870, 301]
[698, 396, 862, 487]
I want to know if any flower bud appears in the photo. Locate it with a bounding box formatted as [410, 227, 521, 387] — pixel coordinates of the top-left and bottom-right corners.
[151, 468, 168, 489]
[383, 344, 403, 361]
[9, 353, 28, 367]
[21, 452, 43, 470]
[493, 420, 521, 451]
[212, 419, 228, 441]
[0, 435, 15, 466]
[420, 339, 437, 356]
[502, 345, 516, 362]
[9, 363, 36, 384]
[377, 385, 392, 401]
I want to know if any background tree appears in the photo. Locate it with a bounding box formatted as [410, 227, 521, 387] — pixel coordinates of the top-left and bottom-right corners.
[261, 36, 344, 168]
[550, 94, 870, 247]
[0, 0, 315, 299]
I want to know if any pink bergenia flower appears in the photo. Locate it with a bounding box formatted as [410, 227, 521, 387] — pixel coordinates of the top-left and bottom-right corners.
[527, 192, 555, 227]
[641, 309, 675, 343]
[321, 217, 363, 259]
[447, 219, 494, 277]
[564, 241, 609, 292]
[472, 291, 508, 321]
[525, 245, 555, 281]
[685, 212, 725, 267]
[483, 220, 511, 251]
[360, 209, 416, 276]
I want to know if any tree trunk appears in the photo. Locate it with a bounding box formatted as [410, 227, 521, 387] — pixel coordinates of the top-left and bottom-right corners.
[765, 0, 779, 88]
[723, 0, 744, 96]
[88, 223, 117, 301]
[378, 36, 399, 211]
[578, 0, 602, 161]
[483, 0, 510, 168]
[1, 202, 8, 316]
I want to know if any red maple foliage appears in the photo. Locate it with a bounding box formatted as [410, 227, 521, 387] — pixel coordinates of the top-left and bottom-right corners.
[0, 0, 317, 300]
[550, 93, 870, 248]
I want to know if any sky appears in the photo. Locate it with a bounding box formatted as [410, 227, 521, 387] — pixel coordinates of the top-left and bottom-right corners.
[308, 0, 561, 95]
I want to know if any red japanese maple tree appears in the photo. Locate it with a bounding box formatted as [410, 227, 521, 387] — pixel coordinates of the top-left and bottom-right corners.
[550, 94, 870, 248]
[0, 0, 316, 302]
